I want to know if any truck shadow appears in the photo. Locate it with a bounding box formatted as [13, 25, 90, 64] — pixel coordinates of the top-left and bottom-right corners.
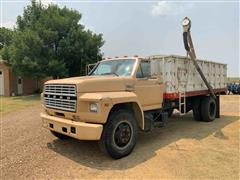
[46, 113, 239, 170]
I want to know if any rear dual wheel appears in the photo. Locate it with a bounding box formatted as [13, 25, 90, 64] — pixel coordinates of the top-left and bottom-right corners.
[201, 96, 216, 122]
[192, 96, 216, 122]
[192, 98, 202, 121]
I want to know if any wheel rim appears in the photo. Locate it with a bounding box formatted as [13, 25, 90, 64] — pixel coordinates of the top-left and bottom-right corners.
[113, 121, 132, 148]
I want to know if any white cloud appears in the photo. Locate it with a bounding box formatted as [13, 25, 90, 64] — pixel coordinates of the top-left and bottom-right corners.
[151, 1, 194, 16]
[1, 21, 15, 29]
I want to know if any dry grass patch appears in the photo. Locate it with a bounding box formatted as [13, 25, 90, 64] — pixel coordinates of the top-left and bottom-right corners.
[0, 95, 40, 115]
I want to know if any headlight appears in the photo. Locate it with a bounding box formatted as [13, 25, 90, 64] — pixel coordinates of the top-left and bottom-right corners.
[90, 102, 98, 112]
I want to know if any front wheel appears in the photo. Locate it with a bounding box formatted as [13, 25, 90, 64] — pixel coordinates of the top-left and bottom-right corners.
[99, 109, 138, 159]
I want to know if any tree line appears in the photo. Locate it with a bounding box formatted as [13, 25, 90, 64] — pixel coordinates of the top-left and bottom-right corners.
[0, 0, 104, 80]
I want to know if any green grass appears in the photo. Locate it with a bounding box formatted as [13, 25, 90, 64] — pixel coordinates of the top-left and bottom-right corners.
[0, 94, 40, 114]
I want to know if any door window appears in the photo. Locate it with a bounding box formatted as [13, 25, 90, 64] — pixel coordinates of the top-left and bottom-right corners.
[18, 77, 22, 84]
[136, 61, 151, 78]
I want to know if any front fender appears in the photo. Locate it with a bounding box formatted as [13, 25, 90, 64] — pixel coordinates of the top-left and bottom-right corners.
[78, 92, 144, 127]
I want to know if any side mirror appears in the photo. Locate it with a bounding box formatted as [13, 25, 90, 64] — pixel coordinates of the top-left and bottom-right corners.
[86, 63, 98, 75]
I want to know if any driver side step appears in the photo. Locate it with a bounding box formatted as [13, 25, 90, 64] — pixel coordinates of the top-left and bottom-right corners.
[144, 111, 168, 131]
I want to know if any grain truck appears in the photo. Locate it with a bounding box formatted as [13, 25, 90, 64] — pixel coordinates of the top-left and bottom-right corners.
[41, 17, 227, 158]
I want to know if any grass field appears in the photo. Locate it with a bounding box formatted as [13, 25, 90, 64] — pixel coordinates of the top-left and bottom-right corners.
[0, 94, 40, 114]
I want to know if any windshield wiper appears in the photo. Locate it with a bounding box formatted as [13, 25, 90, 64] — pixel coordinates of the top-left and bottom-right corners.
[101, 73, 119, 76]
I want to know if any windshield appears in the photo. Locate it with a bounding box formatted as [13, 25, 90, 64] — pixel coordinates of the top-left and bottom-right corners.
[90, 59, 135, 77]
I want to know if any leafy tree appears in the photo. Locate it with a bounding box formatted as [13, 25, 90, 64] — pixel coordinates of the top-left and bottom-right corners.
[0, 27, 14, 49]
[0, 27, 14, 62]
[2, 0, 104, 79]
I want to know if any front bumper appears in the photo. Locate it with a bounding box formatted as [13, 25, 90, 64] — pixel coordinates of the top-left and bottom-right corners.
[41, 113, 103, 140]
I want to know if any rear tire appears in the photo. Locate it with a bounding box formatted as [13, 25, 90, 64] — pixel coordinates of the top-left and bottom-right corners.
[201, 96, 216, 122]
[50, 130, 70, 140]
[192, 98, 202, 121]
[99, 109, 138, 159]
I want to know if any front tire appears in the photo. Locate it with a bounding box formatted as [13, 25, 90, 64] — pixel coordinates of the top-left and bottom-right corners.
[99, 109, 138, 159]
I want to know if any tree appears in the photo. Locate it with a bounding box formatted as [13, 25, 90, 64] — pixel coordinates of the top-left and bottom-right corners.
[0, 27, 14, 62]
[0, 27, 14, 49]
[2, 0, 104, 79]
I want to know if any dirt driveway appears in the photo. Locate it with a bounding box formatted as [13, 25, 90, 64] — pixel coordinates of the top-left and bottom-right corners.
[1, 95, 239, 179]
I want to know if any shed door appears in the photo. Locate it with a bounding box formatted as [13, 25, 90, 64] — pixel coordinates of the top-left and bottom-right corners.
[17, 76, 23, 95]
[0, 69, 3, 95]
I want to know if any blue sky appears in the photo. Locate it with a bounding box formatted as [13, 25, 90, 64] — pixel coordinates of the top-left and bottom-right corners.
[1, 0, 239, 77]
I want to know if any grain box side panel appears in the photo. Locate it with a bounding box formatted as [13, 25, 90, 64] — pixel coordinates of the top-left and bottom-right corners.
[150, 56, 227, 94]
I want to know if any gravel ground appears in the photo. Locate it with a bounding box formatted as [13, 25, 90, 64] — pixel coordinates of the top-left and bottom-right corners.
[1, 95, 239, 179]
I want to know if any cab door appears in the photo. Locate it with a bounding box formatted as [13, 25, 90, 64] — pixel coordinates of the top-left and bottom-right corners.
[134, 60, 164, 110]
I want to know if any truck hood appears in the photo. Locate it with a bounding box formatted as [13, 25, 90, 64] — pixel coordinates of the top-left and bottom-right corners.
[45, 76, 131, 93]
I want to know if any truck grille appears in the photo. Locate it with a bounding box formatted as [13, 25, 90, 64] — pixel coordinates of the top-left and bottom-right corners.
[44, 84, 77, 112]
